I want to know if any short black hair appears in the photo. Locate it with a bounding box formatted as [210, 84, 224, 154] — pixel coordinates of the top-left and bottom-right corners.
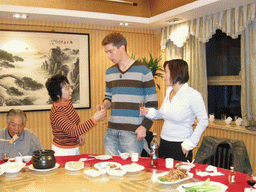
[164, 59, 189, 84]
[45, 74, 69, 102]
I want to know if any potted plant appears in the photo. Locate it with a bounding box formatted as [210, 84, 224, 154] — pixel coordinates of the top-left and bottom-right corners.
[131, 53, 163, 90]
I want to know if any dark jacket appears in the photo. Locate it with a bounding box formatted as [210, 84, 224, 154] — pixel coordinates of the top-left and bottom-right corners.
[195, 136, 252, 173]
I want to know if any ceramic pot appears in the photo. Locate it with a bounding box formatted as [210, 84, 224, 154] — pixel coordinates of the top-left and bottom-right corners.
[32, 150, 56, 169]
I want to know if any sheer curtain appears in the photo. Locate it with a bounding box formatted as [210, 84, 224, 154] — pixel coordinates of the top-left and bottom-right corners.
[241, 22, 256, 126]
[161, 3, 256, 119]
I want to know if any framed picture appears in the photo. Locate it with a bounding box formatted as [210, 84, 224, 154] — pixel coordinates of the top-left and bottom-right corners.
[0, 30, 90, 112]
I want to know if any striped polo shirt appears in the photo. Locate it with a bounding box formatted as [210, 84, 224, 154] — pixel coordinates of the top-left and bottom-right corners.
[105, 61, 158, 132]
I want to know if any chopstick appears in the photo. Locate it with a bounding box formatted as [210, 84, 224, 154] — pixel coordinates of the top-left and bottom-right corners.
[0, 138, 10, 141]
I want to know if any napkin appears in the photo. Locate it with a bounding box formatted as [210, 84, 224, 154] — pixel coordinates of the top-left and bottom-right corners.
[196, 165, 224, 177]
[244, 188, 256, 192]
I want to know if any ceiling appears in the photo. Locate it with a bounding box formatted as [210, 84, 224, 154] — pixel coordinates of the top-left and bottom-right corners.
[0, 0, 255, 29]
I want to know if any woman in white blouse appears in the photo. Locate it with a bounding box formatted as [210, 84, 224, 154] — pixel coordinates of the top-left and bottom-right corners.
[140, 59, 208, 161]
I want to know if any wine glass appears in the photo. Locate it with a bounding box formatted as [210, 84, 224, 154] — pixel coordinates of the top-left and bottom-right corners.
[247, 172, 256, 191]
[1, 152, 10, 162]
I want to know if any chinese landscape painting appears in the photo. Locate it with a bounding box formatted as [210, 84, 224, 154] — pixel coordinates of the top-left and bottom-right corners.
[0, 30, 90, 112]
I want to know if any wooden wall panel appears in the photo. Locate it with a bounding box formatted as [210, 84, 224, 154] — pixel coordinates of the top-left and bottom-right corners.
[0, 19, 163, 155]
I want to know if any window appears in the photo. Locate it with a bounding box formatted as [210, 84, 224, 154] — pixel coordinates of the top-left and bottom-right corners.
[206, 30, 241, 119]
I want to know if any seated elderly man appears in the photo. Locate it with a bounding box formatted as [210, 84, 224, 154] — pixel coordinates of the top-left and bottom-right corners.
[0, 109, 43, 158]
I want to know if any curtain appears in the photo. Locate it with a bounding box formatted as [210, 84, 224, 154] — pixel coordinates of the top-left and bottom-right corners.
[161, 2, 256, 120]
[161, 3, 256, 49]
[241, 22, 256, 126]
[164, 35, 208, 106]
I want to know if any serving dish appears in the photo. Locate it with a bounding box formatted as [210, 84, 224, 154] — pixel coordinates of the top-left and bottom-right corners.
[107, 169, 127, 176]
[0, 169, 5, 175]
[121, 163, 144, 172]
[28, 163, 60, 172]
[0, 162, 25, 174]
[175, 162, 195, 171]
[84, 169, 101, 177]
[65, 161, 84, 171]
[176, 181, 228, 192]
[94, 155, 112, 160]
[94, 162, 121, 170]
[154, 172, 193, 184]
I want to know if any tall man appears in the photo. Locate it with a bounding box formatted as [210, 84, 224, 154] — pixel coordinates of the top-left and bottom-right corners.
[98, 33, 158, 156]
[0, 109, 43, 158]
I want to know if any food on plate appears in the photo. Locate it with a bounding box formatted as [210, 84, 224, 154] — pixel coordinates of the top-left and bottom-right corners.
[8, 134, 19, 145]
[158, 168, 189, 182]
[182, 179, 222, 192]
[105, 163, 118, 169]
[66, 161, 84, 170]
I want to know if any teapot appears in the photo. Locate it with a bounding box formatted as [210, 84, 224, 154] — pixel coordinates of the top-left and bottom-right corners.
[32, 149, 56, 169]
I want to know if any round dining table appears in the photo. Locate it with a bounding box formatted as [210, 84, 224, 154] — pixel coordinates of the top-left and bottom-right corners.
[0, 154, 250, 192]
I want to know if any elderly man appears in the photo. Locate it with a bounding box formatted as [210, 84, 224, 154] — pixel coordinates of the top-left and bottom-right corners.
[0, 109, 43, 158]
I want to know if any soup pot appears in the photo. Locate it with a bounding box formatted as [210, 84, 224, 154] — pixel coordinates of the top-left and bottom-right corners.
[32, 150, 56, 169]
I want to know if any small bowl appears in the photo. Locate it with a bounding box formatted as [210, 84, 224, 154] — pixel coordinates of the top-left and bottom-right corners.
[97, 165, 110, 174]
[120, 153, 129, 160]
[175, 162, 195, 172]
[23, 155, 32, 163]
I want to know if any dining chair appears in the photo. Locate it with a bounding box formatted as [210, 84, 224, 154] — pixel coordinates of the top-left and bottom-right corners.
[194, 136, 252, 173]
[202, 142, 233, 170]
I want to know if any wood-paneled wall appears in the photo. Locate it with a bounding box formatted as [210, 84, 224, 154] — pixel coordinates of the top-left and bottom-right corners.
[0, 19, 165, 154]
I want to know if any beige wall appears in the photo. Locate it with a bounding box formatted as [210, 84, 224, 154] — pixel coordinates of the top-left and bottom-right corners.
[0, 19, 165, 154]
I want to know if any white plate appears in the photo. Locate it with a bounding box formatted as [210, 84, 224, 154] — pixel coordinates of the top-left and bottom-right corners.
[0, 162, 25, 173]
[0, 169, 5, 175]
[107, 169, 127, 176]
[28, 163, 60, 172]
[95, 155, 112, 160]
[84, 169, 101, 177]
[65, 161, 84, 171]
[121, 163, 145, 172]
[155, 172, 193, 184]
[176, 181, 228, 192]
[94, 162, 121, 170]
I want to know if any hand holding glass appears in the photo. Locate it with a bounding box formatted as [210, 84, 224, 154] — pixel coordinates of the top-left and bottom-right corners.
[139, 102, 146, 110]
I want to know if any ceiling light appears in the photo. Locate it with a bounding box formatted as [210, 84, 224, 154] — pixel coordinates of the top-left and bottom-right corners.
[166, 18, 182, 23]
[105, 0, 137, 6]
[13, 14, 28, 19]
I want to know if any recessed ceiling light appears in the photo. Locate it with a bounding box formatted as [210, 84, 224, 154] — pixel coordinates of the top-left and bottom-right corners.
[13, 14, 28, 19]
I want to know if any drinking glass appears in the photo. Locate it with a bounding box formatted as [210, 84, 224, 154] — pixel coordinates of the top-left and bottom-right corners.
[221, 114, 226, 120]
[247, 172, 256, 191]
[2, 152, 10, 162]
[139, 102, 146, 110]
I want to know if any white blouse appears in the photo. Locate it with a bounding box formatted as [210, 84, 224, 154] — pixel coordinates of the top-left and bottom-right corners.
[146, 83, 208, 150]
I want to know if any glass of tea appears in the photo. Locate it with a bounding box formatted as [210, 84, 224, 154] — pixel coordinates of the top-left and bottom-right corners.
[247, 172, 256, 192]
[1, 152, 10, 162]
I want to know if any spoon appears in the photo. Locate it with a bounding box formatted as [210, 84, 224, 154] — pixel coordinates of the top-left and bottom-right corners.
[18, 152, 23, 158]
[118, 150, 121, 155]
[31, 139, 42, 156]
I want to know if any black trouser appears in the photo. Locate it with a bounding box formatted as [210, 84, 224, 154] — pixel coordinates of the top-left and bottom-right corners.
[159, 138, 192, 162]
